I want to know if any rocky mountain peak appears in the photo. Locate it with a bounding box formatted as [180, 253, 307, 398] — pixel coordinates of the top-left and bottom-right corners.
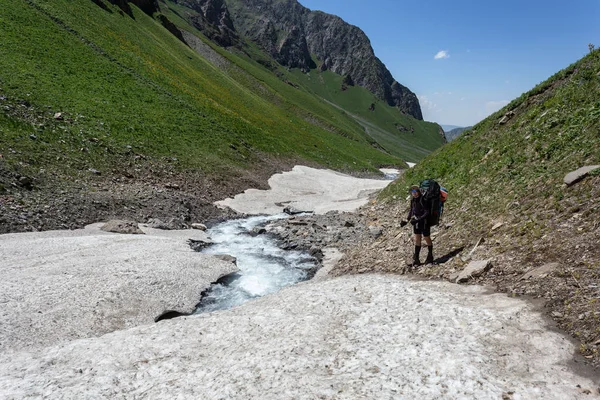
[182, 0, 422, 119]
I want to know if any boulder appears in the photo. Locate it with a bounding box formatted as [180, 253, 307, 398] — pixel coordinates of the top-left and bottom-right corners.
[147, 218, 185, 230]
[147, 218, 169, 229]
[368, 226, 383, 238]
[252, 226, 267, 235]
[101, 220, 144, 235]
[563, 165, 600, 186]
[213, 254, 237, 265]
[187, 238, 214, 252]
[191, 223, 207, 231]
[520, 262, 559, 280]
[456, 259, 492, 283]
[283, 206, 312, 215]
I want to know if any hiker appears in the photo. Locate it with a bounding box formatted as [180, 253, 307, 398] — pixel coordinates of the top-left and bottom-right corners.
[400, 185, 434, 266]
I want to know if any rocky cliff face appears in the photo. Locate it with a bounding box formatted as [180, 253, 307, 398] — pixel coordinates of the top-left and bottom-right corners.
[172, 0, 239, 46]
[304, 11, 422, 119]
[176, 0, 422, 119]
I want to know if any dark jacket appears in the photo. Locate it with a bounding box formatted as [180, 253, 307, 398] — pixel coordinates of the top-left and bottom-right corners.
[407, 195, 430, 223]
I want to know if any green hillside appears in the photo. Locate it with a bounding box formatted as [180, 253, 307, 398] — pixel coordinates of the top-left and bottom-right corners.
[382, 49, 600, 225]
[290, 69, 444, 162]
[0, 0, 445, 192]
[379, 49, 600, 362]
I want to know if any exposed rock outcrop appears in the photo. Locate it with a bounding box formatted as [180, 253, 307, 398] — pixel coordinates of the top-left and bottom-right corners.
[173, 0, 239, 47]
[156, 14, 187, 44]
[174, 0, 422, 119]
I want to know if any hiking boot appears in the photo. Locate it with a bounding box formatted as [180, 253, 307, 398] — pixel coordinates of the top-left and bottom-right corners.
[424, 245, 434, 264]
[412, 255, 421, 267]
[412, 245, 422, 267]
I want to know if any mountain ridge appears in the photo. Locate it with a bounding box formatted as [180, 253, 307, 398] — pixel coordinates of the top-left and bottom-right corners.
[170, 0, 423, 119]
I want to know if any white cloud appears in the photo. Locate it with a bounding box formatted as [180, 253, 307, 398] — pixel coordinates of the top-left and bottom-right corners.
[460, 97, 466, 101]
[485, 100, 510, 114]
[434, 50, 450, 60]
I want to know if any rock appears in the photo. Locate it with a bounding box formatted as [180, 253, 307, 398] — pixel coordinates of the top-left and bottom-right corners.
[165, 183, 180, 190]
[368, 226, 383, 238]
[551, 311, 564, 319]
[520, 262, 559, 280]
[88, 168, 101, 175]
[456, 259, 492, 283]
[491, 222, 504, 231]
[17, 176, 33, 190]
[448, 271, 460, 282]
[54, 112, 63, 120]
[191, 223, 207, 231]
[252, 226, 266, 235]
[498, 110, 515, 125]
[187, 238, 214, 251]
[308, 245, 323, 260]
[564, 165, 600, 186]
[147, 218, 184, 230]
[101, 220, 145, 235]
[344, 220, 355, 228]
[213, 254, 237, 265]
[288, 220, 308, 226]
[147, 218, 169, 229]
[283, 206, 311, 215]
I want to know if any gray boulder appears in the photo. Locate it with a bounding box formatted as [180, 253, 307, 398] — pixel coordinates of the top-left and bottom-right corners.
[191, 223, 207, 231]
[368, 226, 383, 238]
[564, 165, 600, 186]
[456, 259, 492, 283]
[101, 220, 144, 235]
[520, 263, 559, 280]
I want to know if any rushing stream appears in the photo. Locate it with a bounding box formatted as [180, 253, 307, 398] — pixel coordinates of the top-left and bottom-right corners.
[195, 214, 316, 313]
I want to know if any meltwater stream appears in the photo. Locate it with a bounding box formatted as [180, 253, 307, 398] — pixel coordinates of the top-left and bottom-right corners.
[195, 214, 317, 314]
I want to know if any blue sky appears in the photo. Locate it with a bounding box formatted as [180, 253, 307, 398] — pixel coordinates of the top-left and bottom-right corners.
[297, 0, 600, 127]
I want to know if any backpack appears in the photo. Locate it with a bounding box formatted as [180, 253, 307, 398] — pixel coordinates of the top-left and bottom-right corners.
[419, 179, 448, 226]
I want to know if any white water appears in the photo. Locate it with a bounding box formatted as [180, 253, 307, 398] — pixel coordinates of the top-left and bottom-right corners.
[196, 214, 316, 313]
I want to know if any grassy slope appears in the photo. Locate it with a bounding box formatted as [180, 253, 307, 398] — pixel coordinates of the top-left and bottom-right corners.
[0, 0, 407, 183]
[290, 69, 444, 162]
[162, 0, 442, 163]
[379, 49, 600, 360]
[382, 49, 600, 216]
[161, 0, 374, 144]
